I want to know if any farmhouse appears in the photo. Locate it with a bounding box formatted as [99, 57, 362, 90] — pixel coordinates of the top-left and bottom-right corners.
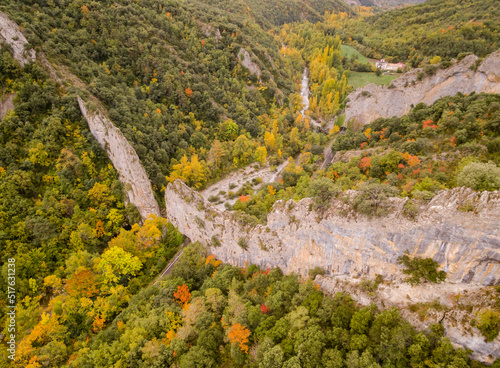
[375, 59, 405, 71]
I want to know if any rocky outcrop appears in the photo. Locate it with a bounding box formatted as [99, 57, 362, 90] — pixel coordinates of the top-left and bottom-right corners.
[166, 180, 499, 360]
[0, 12, 35, 66]
[78, 97, 160, 220]
[237, 48, 261, 77]
[345, 50, 500, 125]
[166, 180, 499, 286]
[0, 93, 15, 120]
[198, 21, 222, 43]
[316, 275, 500, 363]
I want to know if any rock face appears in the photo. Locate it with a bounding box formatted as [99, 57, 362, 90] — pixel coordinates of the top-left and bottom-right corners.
[315, 275, 500, 363]
[78, 97, 160, 220]
[166, 180, 499, 286]
[0, 12, 35, 66]
[166, 180, 500, 359]
[345, 50, 500, 125]
[0, 93, 15, 120]
[237, 48, 261, 77]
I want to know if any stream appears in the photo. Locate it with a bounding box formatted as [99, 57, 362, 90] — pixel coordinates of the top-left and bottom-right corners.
[299, 67, 322, 130]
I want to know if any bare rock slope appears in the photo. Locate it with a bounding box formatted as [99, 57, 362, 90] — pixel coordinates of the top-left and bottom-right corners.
[166, 180, 499, 286]
[166, 180, 500, 359]
[0, 12, 35, 66]
[345, 50, 500, 125]
[0, 93, 15, 120]
[78, 98, 160, 219]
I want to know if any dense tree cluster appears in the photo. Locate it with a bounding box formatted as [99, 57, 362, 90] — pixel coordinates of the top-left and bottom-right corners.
[0, 50, 184, 366]
[231, 93, 500, 223]
[324, 0, 500, 66]
[202, 0, 351, 29]
[1, 0, 301, 196]
[61, 243, 493, 368]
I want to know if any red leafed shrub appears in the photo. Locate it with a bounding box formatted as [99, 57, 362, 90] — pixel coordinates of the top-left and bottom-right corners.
[260, 304, 269, 313]
[239, 195, 250, 202]
[359, 156, 371, 173]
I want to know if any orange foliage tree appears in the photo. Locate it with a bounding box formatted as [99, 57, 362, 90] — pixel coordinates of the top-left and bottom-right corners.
[66, 269, 99, 298]
[359, 156, 371, 173]
[239, 194, 250, 202]
[173, 284, 191, 309]
[227, 323, 251, 353]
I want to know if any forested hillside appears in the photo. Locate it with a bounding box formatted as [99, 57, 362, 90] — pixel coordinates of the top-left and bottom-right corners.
[0, 0, 303, 196]
[1, 0, 500, 366]
[327, 0, 500, 66]
[232, 93, 500, 223]
[203, 0, 351, 28]
[64, 243, 493, 368]
[0, 45, 185, 366]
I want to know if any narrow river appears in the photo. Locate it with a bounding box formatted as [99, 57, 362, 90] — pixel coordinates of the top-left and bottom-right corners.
[299, 67, 322, 131]
[300, 67, 310, 116]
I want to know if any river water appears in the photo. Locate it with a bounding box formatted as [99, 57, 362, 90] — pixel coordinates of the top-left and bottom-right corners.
[300, 67, 322, 131]
[300, 67, 310, 116]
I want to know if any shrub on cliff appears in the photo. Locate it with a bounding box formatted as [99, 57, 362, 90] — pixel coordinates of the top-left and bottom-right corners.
[351, 182, 399, 217]
[306, 177, 341, 211]
[397, 253, 446, 286]
[456, 162, 500, 191]
[475, 309, 500, 342]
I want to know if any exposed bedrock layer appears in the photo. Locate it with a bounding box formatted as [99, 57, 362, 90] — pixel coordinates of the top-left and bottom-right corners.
[0, 12, 36, 66]
[166, 180, 499, 286]
[345, 50, 500, 125]
[166, 180, 500, 360]
[78, 98, 160, 220]
[0, 93, 15, 120]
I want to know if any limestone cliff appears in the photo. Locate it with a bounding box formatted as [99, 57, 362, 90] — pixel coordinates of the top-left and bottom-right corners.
[166, 180, 500, 359]
[78, 97, 160, 220]
[165, 180, 499, 286]
[345, 50, 500, 125]
[237, 48, 262, 77]
[0, 93, 15, 120]
[0, 12, 35, 66]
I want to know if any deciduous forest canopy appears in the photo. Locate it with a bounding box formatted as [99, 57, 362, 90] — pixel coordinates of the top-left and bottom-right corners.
[0, 0, 499, 366]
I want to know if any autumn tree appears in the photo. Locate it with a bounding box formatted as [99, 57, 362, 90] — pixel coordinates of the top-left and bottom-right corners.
[66, 268, 99, 298]
[97, 246, 142, 285]
[227, 323, 251, 353]
[174, 284, 192, 310]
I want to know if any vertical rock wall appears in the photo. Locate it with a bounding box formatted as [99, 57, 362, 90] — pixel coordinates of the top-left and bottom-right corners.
[344, 49, 500, 125]
[165, 180, 500, 286]
[78, 98, 160, 220]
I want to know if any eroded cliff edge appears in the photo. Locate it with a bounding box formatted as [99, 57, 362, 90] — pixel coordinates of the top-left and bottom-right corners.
[166, 180, 499, 286]
[78, 98, 160, 219]
[345, 50, 500, 125]
[165, 180, 500, 360]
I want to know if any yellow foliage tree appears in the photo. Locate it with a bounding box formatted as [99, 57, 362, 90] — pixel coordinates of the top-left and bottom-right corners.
[254, 146, 267, 163]
[167, 154, 209, 189]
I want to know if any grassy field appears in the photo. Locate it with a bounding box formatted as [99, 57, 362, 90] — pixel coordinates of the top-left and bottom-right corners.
[348, 71, 398, 90]
[341, 45, 371, 63]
